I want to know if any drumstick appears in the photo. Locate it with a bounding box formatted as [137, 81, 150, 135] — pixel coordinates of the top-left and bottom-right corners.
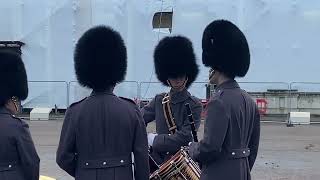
[149, 154, 160, 168]
[148, 146, 160, 169]
[185, 103, 198, 142]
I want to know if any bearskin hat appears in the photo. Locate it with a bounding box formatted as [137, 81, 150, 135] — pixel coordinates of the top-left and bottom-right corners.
[74, 26, 127, 91]
[154, 36, 199, 88]
[0, 50, 28, 106]
[202, 20, 250, 78]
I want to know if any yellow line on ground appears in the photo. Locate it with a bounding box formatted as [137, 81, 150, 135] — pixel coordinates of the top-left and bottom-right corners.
[40, 175, 56, 180]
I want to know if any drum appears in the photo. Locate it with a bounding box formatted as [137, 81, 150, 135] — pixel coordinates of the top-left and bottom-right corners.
[150, 148, 201, 180]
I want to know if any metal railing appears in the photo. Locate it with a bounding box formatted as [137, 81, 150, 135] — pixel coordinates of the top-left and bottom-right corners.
[23, 81, 68, 109]
[289, 82, 320, 124]
[21, 80, 320, 124]
[239, 81, 290, 114]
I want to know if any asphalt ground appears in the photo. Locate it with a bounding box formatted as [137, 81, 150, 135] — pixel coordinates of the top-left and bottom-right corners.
[25, 120, 320, 180]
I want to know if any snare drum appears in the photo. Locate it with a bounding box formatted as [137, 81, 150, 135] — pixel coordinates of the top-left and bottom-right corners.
[150, 148, 201, 180]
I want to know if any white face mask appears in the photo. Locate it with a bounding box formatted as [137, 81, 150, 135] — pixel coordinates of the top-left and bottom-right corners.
[209, 68, 218, 84]
[11, 96, 21, 114]
[209, 68, 215, 80]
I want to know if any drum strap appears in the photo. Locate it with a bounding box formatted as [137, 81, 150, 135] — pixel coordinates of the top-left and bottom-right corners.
[162, 93, 177, 134]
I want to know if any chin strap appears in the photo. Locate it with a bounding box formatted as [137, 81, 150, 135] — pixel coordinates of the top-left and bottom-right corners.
[167, 77, 188, 91]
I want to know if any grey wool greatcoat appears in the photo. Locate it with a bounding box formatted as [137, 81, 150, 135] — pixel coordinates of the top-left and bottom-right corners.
[141, 89, 202, 165]
[0, 107, 40, 180]
[189, 80, 260, 180]
[56, 90, 150, 180]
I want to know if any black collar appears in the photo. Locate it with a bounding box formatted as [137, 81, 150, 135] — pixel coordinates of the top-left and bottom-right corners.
[90, 88, 115, 97]
[216, 80, 240, 91]
[0, 107, 11, 115]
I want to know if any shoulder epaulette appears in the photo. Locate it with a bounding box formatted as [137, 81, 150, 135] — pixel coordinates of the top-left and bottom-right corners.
[119, 97, 136, 105]
[69, 97, 87, 108]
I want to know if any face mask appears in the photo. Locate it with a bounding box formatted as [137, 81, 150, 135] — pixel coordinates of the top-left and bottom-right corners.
[11, 96, 21, 114]
[209, 68, 215, 80]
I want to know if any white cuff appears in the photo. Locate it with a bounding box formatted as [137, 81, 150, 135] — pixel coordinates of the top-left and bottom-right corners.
[147, 133, 157, 146]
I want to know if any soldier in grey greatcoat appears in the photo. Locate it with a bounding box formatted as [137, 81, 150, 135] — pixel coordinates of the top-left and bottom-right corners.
[141, 36, 202, 172]
[189, 20, 261, 180]
[56, 26, 149, 180]
[0, 50, 40, 180]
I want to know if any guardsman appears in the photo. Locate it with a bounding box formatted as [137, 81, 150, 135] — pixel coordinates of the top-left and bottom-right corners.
[142, 36, 202, 171]
[56, 26, 149, 180]
[189, 20, 261, 180]
[0, 50, 40, 180]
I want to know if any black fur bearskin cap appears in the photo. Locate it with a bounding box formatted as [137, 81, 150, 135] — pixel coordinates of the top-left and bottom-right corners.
[154, 36, 199, 88]
[0, 50, 28, 106]
[74, 26, 127, 91]
[202, 20, 250, 78]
